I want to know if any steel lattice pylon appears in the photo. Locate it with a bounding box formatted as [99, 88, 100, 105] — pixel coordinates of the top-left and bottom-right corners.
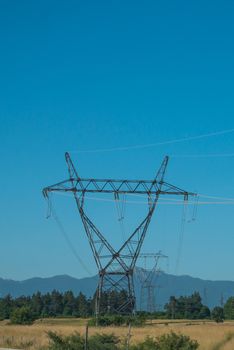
[43, 152, 195, 317]
[138, 252, 167, 313]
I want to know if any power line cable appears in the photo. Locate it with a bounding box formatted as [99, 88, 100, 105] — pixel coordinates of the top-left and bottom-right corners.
[52, 192, 234, 206]
[171, 153, 234, 159]
[70, 128, 234, 153]
[46, 199, 92, 276]
[52, 191, 234, 206]
[175, 199, 188, 275]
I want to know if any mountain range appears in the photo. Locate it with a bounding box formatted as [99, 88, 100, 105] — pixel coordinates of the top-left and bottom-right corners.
[1, 272, 234, 309]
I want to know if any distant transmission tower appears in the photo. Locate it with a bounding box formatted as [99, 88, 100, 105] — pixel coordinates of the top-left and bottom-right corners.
[138, 252, 167, 313]
[203, 288, 207, 306]
[220, 293, 224, 307]
[43, 152, 195, 318]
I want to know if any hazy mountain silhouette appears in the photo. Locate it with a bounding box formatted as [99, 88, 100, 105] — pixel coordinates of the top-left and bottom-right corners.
[1, 272, 234, 309]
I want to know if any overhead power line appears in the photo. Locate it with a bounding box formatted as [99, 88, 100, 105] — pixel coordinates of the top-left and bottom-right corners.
[47, 201, 92, 276]
[175, 199, 188, 274]
[70, 127, 234, 153]
[171, 153, 234, 159]
[52, 191, 234, 206]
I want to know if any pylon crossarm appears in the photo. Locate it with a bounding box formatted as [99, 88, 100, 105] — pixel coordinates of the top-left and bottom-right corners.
[43, 179, 194, 196]
[43, 179, 159, 195]
[43, 153, 195, 198]
[159, 181, 195, 197]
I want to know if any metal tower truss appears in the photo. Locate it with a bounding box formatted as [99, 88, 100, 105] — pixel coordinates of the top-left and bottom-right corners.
[43, 152, 195, 317]
[138, 252, 167, 313]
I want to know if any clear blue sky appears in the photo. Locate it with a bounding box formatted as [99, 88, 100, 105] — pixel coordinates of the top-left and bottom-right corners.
[0, 0, 234, 281]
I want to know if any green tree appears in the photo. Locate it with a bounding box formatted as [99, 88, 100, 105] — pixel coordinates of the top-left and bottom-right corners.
[51, 290, 64, 316]
[10, 306, 35, 325]
[41, 292, 52, 317]
[0, 294, 13, 319]
[212, 306, 224, 323]
[199, 305, 210, 319]
[165, 296, 178, 319]
[224, 297, 234, 319]
[164, 293, 210, 320]
[30, 292, 43, 317]
[76, 292, 89, 317]
[63, 291, 75, 316]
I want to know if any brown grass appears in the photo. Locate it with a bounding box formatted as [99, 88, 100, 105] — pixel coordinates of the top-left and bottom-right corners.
[1, 318, 234, 349]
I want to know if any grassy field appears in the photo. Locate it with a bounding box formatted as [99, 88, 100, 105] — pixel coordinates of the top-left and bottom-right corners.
[1, 318, 234, 349]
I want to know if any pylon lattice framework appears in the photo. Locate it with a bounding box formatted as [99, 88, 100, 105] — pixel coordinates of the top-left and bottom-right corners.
[138, 252, 167, 313]
[43, 152, 195, 317]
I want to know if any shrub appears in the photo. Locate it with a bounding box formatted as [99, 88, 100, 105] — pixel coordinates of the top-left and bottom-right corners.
[10, 306, 35, 325]
[46, 331, 120, 350]
[46, 330, 199, 350]
[126, 314, 146, 326]
[130, 332, 199, 350]
[224, 297, 234, 319]
[47, 331, 84, 350]
[212, 307, 224, 323]
[88, 314, 146, 327]
[130, 336, 156, 350]
[98, 315, 115, 326]
[88, 333, 120, 350]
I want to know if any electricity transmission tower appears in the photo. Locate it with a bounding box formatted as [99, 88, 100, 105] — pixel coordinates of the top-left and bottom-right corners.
[138, 252, 167, 313]
[43, 152, 195, 317]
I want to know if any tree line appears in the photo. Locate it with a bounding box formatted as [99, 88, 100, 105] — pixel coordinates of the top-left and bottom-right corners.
[164, 292, 210, 319]
[0, 290, 234, 324]
[0, 290, 130, 323]
[164, 292, 227, 322]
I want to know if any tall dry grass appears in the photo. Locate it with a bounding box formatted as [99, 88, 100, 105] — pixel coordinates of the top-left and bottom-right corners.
[1, 319, 234, 349]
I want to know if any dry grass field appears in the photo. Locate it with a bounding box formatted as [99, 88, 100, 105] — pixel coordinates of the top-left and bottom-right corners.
[1, 318, 234, 349]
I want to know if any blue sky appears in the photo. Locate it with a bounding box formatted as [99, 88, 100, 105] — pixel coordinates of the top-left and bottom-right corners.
[0, 0, 234, 281]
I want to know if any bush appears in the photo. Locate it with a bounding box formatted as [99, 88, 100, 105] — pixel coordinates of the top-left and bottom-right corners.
[224, 297, 234, 319]
[212, 307, 224, 323]
[46, 331, 199, 350]
[46, 331, 120, 350]
[98, 316, 115, 326]
[130, 332, 199, 350]
[47, 331, 84, 350]
[130, 336, 156, 350]
[88, 333, 120, 350]
[10, 306, 35, 325]
[88, 314, 146, 327]
[126, 314, 146, 326]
